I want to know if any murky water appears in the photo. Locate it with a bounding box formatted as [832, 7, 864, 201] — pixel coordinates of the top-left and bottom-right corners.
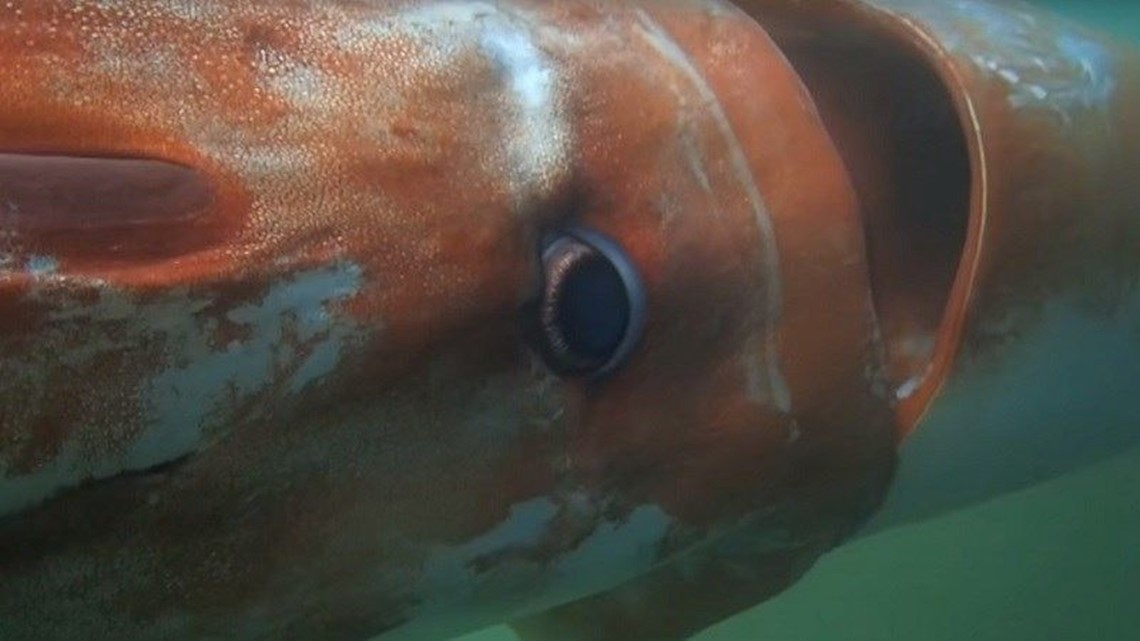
[452, 447, 1140, 641]
[452, 3, 1140, 640]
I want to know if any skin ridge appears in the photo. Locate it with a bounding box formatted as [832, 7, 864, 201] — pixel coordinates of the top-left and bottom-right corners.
[1, 1, 1135, 640]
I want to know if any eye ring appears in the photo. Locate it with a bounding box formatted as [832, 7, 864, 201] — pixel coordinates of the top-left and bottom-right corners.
[536, 226, 646, 378]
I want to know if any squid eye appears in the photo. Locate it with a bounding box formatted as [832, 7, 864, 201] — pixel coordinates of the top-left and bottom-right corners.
[536, 227, 646, 378]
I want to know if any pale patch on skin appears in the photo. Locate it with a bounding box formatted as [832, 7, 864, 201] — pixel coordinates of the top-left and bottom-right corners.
[259, 60, 332, 111]
[351, 1, 573, 207]
[384, 497, 671, 640]
[1053, 33, 1117, 109]
[479, 21, 572, 208]
[870, 289, 1140, 532]
[892, 335, 936, 400]
[139, 261, 365, 465]
[894, 374, 925, 401]
[878, 0, 1118, 121]
[0, 261, 366, 518]
[540, 504, 672, 599]
[24, 255, 60, 276]
[633, 9, 791, 414]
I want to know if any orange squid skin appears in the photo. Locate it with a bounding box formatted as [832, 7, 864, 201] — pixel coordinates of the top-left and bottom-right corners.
[0, 3, 893, 639]
[0, 1, 1136, 641]
[735, 0, 1140, 530]
[516, 2, 1140, 639]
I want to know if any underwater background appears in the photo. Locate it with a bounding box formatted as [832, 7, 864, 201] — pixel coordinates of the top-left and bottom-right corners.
[453, 2, 1140, 640]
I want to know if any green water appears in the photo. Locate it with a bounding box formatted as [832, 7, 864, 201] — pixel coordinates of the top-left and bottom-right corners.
[1033, 1, 1138, 43]
[453, 3, 1140, 640]
[455, 448, 1140, 641]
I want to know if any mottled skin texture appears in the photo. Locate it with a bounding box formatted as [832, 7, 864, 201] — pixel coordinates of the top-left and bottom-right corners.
[517, 1, 1140, 638]
[0, 1, 1136, 640]
[0, 1, 894, 640]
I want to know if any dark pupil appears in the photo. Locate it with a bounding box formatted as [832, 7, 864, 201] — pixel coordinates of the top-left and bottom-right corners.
[556, 255, 631, 361]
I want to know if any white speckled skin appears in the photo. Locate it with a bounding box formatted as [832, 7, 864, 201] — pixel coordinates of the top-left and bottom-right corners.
[513, 0, 1140, 639]
[0, 1, 895, 640]
[1, 1, 1136, 640]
